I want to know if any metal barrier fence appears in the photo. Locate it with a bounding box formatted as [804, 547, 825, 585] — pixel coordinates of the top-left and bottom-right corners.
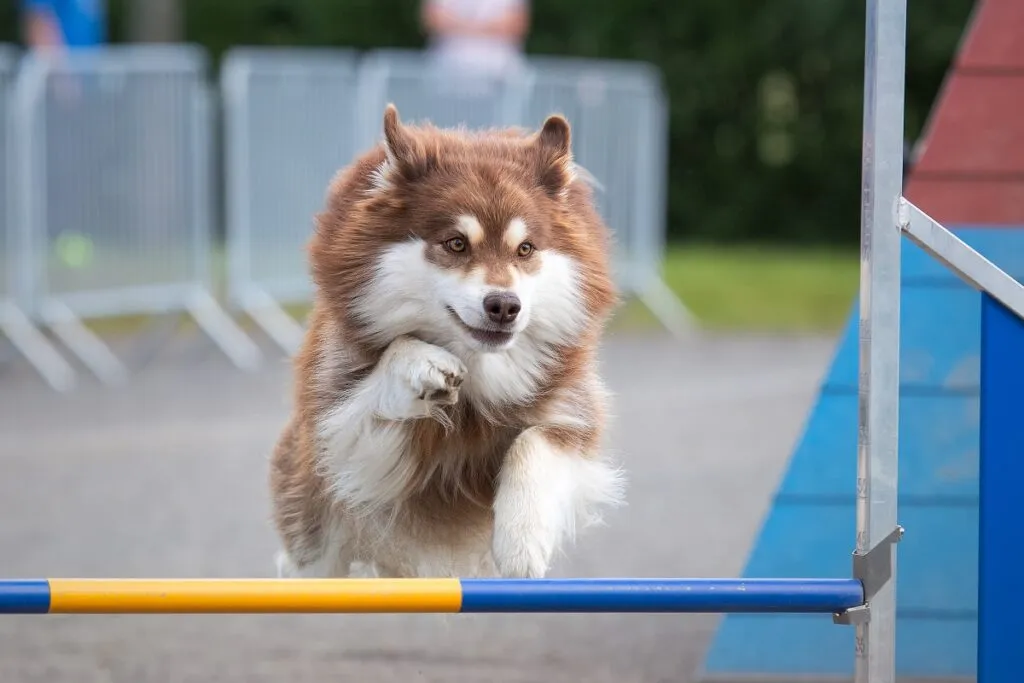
[1, 45, 79, 391]
[223, 47, 694, 353]
[3, 45, 689, 385]
[0, 45, 13, 310]
[521, 55, 687, 336]
[221, 48, 361, 354]
[10, 46, 260, 384]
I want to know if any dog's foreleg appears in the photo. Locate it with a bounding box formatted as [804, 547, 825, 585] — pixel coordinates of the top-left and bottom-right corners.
[491, 426, 625, 578]
[320, 335, 467, 512]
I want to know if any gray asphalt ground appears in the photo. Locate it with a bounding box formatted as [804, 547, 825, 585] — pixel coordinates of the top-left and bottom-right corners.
[0, 328, 836, 683]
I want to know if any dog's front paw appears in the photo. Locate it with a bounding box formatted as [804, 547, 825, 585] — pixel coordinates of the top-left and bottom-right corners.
[491, 520, 554, 579]
[378, 336, 467, 420]
[405, 351, 465, 407]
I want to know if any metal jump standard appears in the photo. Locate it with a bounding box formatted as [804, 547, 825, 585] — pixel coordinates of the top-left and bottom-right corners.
[1, 2, 1022, 682]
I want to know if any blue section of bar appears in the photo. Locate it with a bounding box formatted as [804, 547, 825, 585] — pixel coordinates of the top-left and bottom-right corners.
[0, 580, 50, 614]
[459, 578, 864, 613]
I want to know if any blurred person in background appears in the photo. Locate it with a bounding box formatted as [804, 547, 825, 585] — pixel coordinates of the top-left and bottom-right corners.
[419, 0, 532, 131]
[22, 0, 106, 52]
[19, 0, 116, 282]
[421, 0, 530, 80]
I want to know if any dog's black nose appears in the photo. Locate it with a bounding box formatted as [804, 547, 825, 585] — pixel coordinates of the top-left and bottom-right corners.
[483, 292, 521, 325]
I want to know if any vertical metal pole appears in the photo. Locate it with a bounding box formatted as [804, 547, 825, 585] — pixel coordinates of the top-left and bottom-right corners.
[856, 0, 906, 682]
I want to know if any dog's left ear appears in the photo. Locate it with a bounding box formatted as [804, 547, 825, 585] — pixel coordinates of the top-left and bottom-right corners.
[531, 114, 574, 198]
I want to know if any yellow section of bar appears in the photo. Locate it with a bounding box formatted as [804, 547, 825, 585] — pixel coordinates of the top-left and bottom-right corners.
[48, 579, 463, 613]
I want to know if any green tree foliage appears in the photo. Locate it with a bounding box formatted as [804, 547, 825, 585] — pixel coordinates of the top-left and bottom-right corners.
[3, 0, 977, 244]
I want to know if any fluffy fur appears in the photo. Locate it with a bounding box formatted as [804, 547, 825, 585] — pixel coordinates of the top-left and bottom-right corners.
[269, 104, 625, 579]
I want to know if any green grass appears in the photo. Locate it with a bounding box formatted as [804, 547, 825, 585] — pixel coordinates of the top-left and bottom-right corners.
[653, 243, 860, 333]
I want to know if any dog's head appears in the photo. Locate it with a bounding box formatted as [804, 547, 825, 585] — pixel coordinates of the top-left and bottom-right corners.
[313, 104, 616, 356]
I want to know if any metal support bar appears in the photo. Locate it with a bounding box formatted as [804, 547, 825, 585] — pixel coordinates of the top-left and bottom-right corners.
[900, 199, 1024, 321]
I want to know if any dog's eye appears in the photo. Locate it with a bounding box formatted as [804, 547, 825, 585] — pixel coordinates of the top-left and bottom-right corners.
[445, 237, 467, 253]
[517, 241, 534, 257]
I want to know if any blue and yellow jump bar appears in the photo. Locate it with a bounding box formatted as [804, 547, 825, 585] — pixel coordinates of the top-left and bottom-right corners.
[0, 578, 864, 614]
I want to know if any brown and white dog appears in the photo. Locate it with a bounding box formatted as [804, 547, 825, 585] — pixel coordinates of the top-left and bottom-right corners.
[269, 104, 625, 580]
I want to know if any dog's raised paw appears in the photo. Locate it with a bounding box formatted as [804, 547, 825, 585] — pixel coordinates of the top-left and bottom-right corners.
[406, 348, 465, 406]
[416, 363, 464, 405]
[380, 336, 467, 418]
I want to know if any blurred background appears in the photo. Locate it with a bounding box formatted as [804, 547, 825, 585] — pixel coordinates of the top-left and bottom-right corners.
[0, 0, 1005, 681]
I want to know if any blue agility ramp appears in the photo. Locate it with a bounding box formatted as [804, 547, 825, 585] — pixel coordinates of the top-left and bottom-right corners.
[700, 226, 1024, 681]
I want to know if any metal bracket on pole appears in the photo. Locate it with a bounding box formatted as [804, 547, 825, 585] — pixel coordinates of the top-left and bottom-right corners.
[833, 525, 904, 626]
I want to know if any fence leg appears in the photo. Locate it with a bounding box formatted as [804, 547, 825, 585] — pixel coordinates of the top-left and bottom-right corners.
[978, 294, 1024, 683]
[186, 290, 263, 371]
[40, 300, 129, 386]
[0, 303, 77, 391]
[634, 274, 698, 339]
[241, 289, 305, 357]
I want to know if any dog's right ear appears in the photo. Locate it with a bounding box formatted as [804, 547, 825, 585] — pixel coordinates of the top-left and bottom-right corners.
[375, 104, 436, 187]
[382, 104, 412, 169]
